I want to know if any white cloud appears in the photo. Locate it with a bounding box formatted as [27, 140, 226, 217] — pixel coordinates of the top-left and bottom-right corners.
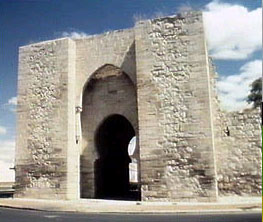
[1, 96, 17, 112]
[0, 126, 7, 135]
[62, 31, 89, 39]
[203, 1, 262, 60]
[217, 59, 262, 111]
[178, 2, 193, 13]
[8, 96, 17, 106]
[0, 139, 15, 182]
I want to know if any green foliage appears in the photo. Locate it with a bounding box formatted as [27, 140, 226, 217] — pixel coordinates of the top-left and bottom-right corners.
[247, 78, 262, 108]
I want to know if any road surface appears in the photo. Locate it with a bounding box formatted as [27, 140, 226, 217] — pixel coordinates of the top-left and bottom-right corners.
[0, 207, 261, 222]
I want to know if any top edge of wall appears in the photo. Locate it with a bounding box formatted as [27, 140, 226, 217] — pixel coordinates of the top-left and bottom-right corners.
[19, 11, 202, 49]
[19, 27, 135, 49]
[19, 37, 73, 49]
[135, 10, 202, 25]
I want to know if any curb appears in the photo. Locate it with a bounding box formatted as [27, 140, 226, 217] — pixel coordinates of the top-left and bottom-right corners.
[0, 202, 261, 214]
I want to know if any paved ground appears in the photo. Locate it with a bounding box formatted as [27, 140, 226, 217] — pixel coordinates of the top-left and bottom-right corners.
[0, 207, 261, 222]
[0, 198, 261, 214]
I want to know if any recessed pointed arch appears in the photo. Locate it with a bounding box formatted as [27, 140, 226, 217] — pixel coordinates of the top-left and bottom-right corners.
[80, 63, 140, 200]
[80, 64, 136, 106]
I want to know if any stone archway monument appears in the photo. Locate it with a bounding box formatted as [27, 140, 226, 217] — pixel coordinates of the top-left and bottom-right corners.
[15, 11, 218, 201]
[15, 11, 261, 202]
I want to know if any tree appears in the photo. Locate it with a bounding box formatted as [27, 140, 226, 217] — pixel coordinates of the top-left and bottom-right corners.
[247, 77, 262, 108]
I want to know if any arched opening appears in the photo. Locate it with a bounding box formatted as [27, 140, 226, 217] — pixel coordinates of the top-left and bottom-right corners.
[94, 114, 139, 200]
[80, 64, 140, 200]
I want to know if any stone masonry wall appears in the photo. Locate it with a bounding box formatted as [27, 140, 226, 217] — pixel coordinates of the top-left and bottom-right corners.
[215, 108, 262, 196]
[135, 12, 217, 201]
[209, 57, 262, 197]
[15, 38, 77, 199]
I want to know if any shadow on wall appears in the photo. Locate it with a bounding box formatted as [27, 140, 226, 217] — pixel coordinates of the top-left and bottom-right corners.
[121, 41, 136, 85]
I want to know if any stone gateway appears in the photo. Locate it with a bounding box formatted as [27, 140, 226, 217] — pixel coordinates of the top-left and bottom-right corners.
[15, 11, 261, 202]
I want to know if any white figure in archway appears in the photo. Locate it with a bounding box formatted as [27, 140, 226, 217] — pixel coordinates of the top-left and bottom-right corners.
[128, 136, 138, 183]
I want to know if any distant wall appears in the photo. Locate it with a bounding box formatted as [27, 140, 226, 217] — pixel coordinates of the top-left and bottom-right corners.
[215, 108, 262, 196]
[209, 54, 262, 197]
[0, 182, 15, 197]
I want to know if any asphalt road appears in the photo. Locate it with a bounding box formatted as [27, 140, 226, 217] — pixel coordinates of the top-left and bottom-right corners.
[0, 207, 261, 222]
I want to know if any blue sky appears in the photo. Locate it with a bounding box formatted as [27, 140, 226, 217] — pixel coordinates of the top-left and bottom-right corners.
[0, 0, 261, 181]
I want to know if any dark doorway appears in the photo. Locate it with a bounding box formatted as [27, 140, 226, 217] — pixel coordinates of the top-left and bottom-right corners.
[94, 114, 138, 200]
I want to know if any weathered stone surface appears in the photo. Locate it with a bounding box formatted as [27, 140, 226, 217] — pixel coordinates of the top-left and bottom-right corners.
[15, 11, 261, 202]
[15, 38, 77, 199]
[215, 108, 261, 196]
[135, 11, 217, 202]
[209, 56, 262, 197]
